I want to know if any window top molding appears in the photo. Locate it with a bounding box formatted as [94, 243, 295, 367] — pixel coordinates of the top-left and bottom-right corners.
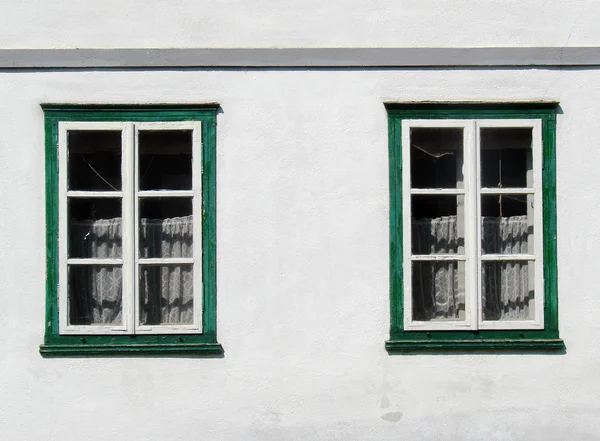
[41, 104, 220, 121]
[41, 103, 220, 111]
[385, 102, 559, 118]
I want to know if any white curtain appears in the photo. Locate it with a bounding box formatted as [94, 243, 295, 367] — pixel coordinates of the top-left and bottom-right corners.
[411, 215, 531, 321]
[481, 216, 532, 321]
[412, 216, 463, 320]
[69, 216, 193, 326]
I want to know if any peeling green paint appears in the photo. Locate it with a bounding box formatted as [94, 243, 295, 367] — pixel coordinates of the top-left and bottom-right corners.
[385, 103, 564, 353]
[41, 104, 222, 357]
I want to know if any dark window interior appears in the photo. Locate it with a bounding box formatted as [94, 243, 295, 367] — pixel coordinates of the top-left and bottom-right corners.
[139, 130, 193, 190]
[68, 130, 122, 191]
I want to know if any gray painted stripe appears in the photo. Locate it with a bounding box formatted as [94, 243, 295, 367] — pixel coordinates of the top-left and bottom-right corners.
[1, 47, 600, 69]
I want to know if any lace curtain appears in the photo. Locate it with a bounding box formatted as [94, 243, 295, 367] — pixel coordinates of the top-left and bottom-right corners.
[412, 215, 531, 321]
[69, 216, 193, 325]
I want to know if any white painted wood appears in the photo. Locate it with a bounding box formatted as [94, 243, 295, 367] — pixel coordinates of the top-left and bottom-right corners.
[474, 122, 484, 331]
[465, 120, 478, 329]
[58, 121, 129, 335]
[135, 324, 201, 333]
[402, 119, 474, 331]
[58, 120, 204, 335]
[138, 258, 195, 265]
[401, 120, 413, 330]
[478, 319, 544, 330]
[61, 324, 129, 334]
[405, 320, 474, 330]
[480, 254, 536, 261]
[192, 122, 203, 332]
[66, 258, 123, 265]
[134, 121, 198, 131]
[133, 121, 203, 333]
[410, 188, 466, 195]
[58, 122, 69, 335]
[137, 190, 194, 198]
[404, 119, 545, 331]
[480, 188, 534, 195]
[66, 191, 123, 198]
[475, 120, 544, 330]
[133, 123, 141, 332]
[121, 123, 135, 334]
[532, 120, 544, 328]
[55, 121, 129, 131]
[411, 254, 467, 261]
[456, 144, 466, 321]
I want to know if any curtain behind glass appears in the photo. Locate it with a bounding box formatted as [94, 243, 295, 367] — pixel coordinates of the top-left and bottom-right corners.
[69, 216, 193, 325]
[481, 216, 531, 320]
[139, 216, 193, 325]
[412, 216, 462, 320]
[411, 215, 529, 320]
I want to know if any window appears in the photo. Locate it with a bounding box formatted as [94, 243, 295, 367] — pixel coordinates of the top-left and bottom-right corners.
[40, 105, 221, 356]
[385, 103, 564, 351]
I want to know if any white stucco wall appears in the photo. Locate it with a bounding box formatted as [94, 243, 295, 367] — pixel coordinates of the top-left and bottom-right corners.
[0, 0, 599, 49]
[0, 67, 599, 440]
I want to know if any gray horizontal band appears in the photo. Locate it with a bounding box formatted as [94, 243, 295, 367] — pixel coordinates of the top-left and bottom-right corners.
[1, 47, 600, 69]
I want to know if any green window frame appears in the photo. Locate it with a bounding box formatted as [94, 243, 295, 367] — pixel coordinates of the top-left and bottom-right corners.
[385, 103, 565, 352]
[40, 104, 222, 356]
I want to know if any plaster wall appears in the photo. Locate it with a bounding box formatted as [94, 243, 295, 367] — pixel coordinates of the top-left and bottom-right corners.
[0, 68, 599, 440]
[0, 0, 599, 49]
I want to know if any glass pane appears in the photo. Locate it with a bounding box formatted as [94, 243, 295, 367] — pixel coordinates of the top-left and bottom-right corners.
[412, 261, 465, 321]
[68, 265, 122, 325]
[68, 198, 122, 258]
[139, 130, 193, 190]
[480, 128, 532, 188]
[481, 194, 533, 254]
[482, 261, 534, 321]
[410, 128, 463, 189]
[412, 195, 464, 254]
[68, 130, 122, 191]
[139, 198, 193, 258]
[139, 264, 194, 325]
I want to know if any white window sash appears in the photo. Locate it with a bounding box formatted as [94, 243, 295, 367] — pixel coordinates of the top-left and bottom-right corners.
[58, 121, 203, 335]
[402, 120, 477, 331]
[133, 121, 203, 334]
[402, 119, 544, 331]
[58, 121, 133, 335]
[476, 119, 544, 330]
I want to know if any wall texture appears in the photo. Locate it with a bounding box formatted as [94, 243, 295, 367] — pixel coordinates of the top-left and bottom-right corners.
[1, 1, 599, 439]
[0, 0, 599, 49]
[0, 67, 599, 440]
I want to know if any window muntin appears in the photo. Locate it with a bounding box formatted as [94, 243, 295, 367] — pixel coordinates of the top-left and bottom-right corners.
[402, 119, 544, 331]
[58, 121, 202, 335]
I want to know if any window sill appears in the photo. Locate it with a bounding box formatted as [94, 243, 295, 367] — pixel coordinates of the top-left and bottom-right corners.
[385, 338, 565, 353]
[40, 333, 223, 357]
[40, 342, 223, 356]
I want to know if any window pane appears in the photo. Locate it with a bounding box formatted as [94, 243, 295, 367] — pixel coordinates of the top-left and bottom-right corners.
[139, 198, 193, 258]
[480, 128, 532, 188]
[481, 194, 533, 254]
[139, 264, 194, 325]
[411, 195, 464, 254]
[68, 130, 122, 191]
[68, 265, 122, 325]
[410, 128, 463, 189]
[68, 198, 122, 258]
[482, 261, 534, 321]
[412, 261, 465, 321]
[139, 130, 193, 190]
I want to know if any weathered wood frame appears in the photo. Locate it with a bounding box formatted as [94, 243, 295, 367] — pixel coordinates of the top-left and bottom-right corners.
[385, 103, 564, 352]
[40, 104, 222, 356]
